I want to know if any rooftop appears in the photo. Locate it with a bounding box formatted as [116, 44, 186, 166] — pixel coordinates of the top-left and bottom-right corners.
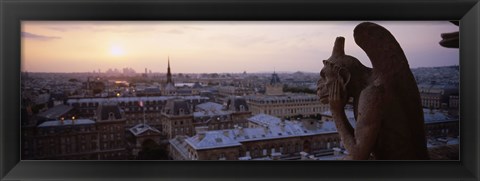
[194, 102, 230, 118]
[246, 93, 319, 101]
[196, 102, 224, 112]
[37, 119, 95, 127]
[423, 109, 456, 123]
[129, 123, 161, 136]
[247, 114, 281, 126]
[37, 104, 73, 120]
[183, 115, 343, 150]
[66, 96, 209, 104]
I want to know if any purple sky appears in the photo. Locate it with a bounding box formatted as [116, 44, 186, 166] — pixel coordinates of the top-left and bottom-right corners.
[22, 21, 459, 73]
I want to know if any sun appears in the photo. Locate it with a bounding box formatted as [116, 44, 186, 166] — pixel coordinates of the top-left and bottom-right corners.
[110, 45, 124, 56]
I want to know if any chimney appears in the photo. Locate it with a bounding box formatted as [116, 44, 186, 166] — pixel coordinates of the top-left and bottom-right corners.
[263, 125, 269, 134]
[333, 147, 342, 156]
[198, 132, 206, 140]
[280, 119, 286, 131]
[300, 151, 309, 160]
[238, 126, 244, 135]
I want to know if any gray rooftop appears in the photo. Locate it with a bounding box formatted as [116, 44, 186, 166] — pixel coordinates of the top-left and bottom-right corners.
[37, 104, 73, 120]
[183, 115, 343, 150]
[66, 96, 209, 104]
[129, 123, 161, 136]
[37, 119, 95, 127]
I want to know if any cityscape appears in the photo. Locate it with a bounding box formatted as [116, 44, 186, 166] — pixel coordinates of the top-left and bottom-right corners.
[21, 21, 459, 160]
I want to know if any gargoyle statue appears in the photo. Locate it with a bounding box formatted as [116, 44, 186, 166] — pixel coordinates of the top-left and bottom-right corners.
[317, 22, 429, 160]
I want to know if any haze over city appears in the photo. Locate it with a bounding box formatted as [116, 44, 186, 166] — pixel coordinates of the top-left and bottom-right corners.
[22, 21, 459, 73]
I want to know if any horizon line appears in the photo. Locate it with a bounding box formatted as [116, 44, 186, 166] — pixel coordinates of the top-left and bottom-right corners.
[21, 64, 460, 74]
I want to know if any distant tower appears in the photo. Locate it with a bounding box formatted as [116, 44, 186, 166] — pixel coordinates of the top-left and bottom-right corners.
[163, 56, 176, 95]
[265, 70, 283, 96]
[166, 56, 174, 84]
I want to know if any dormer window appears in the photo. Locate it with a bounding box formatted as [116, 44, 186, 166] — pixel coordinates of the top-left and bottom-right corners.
[239, 105, 245, 112]
[179, 108, 184, 115]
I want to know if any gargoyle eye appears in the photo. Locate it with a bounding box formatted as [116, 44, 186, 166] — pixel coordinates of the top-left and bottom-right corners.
[320, 71, 325, 78]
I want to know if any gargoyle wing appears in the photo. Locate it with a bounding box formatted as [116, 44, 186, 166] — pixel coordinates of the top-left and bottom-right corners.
[353, 22, 411, 76]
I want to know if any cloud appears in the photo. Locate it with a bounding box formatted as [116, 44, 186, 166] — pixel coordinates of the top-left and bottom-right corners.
[22, 32, 61, 40]
[165, 29, 184, 34]
[182, 26, 203, 31]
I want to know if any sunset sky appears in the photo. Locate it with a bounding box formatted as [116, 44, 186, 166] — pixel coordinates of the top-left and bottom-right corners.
[22, 21, 459, 73]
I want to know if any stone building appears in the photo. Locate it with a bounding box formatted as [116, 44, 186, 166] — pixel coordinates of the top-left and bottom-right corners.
[449, 95, 459, 108]
[94, 103, 127, 159]
[217, 86, 255, 98]
[265, 71, 283, 96]
[423, 109, 459, 139]
[66, 96, 209, 130]
[128, 123, 161, 157]
[169, 114, 345, 160]
[193, 101, 250, 131]
[33, 119, 98, 159]
[246, 93, 328, 119]
[418, 83, 458, 109]
[161, 98, 195, 139]
[28, 103, 128, 160]
[161, 96, 251, 139]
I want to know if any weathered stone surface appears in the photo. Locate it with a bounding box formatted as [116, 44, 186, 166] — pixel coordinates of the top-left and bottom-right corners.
[439, 21, 459, 48]
[317, 22, 429, 160]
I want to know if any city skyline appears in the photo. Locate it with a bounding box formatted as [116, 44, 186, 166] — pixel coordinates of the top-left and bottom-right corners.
[22, 21, 459, 73]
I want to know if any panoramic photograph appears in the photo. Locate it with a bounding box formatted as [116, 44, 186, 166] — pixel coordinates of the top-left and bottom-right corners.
[21, 21, 459, 160]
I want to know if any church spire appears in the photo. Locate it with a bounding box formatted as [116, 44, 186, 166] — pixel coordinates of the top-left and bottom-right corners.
[166, 56, 173, 84]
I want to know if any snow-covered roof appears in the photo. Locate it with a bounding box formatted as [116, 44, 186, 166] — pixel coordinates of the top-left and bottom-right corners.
[169, 135, 190, 159]
[37, 119, 95, 127]
[129, 123, 160, 136]
[194, 102, 230, 117]
[196, 102, 223, 111]
[248, 114, 281, 126]
[37, 104, 72, 119]
[423, 109, 456, 123]
[184, 117, 341, 150]
[185, 130, 242, 150]
[321, 109, 356, 127]
[165, 83, 176, 91]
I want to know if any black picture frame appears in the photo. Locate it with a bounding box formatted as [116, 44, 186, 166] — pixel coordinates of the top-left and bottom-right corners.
[1, 0, 479, 180]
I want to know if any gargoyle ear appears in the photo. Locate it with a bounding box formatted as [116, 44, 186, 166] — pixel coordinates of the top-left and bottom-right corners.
[338, 67, 351, 87]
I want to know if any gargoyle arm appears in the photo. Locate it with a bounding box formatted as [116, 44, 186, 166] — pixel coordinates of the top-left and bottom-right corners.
[332, 85, 383, 160]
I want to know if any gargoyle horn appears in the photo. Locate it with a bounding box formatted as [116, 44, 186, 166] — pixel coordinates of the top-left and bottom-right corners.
[331, 36, 345, 58]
